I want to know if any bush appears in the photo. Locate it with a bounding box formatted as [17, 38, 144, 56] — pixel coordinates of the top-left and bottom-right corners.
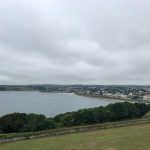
[0, 113, 56, 133]
[0, 102, 149, 133]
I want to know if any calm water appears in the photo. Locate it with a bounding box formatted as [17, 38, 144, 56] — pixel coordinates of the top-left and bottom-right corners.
[0, 91, 120, 117]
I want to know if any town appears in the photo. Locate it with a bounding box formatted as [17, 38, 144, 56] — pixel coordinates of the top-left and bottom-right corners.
[0, 84, 150, 102]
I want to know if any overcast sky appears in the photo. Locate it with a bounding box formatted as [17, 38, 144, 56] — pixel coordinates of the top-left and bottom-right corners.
[0, 0, 150, 85]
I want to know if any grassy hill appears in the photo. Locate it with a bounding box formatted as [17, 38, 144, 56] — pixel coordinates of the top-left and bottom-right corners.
[0, 122, 150, 150]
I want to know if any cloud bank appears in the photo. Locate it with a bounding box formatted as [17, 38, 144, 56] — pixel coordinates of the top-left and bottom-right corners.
[0, 0, 150, 85]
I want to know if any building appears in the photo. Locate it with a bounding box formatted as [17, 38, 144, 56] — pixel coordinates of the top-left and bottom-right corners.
[143, 95, 150, 101]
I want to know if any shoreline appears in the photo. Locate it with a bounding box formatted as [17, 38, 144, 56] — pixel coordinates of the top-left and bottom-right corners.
[0, 90, 148, 104]
[74, 92, 147, 103]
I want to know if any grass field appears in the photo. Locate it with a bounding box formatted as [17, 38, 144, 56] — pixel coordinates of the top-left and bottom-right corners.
[0, 123, 150, 150]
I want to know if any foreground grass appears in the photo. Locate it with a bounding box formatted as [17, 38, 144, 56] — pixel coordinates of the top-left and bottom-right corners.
[1, 123, 150, 150]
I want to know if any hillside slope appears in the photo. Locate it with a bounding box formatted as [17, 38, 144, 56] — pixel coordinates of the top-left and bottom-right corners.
[0, 122, 150, 150]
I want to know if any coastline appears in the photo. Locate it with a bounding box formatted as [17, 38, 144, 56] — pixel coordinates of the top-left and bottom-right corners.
[73, 92, 143, 103]
[0, 90, 148, 104]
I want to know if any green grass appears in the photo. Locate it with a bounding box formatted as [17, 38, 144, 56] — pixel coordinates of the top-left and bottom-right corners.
[1, 123, 150, 150]
[143, 111, 150, 119]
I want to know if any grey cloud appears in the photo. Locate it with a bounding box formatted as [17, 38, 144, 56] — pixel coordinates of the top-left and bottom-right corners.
[0, 0, 150, 84]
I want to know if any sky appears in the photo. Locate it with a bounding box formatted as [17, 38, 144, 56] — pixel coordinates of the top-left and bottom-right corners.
[0, 0, 150, 85]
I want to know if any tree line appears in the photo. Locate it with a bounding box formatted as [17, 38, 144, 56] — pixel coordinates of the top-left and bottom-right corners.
[0, 102, 150, 133]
